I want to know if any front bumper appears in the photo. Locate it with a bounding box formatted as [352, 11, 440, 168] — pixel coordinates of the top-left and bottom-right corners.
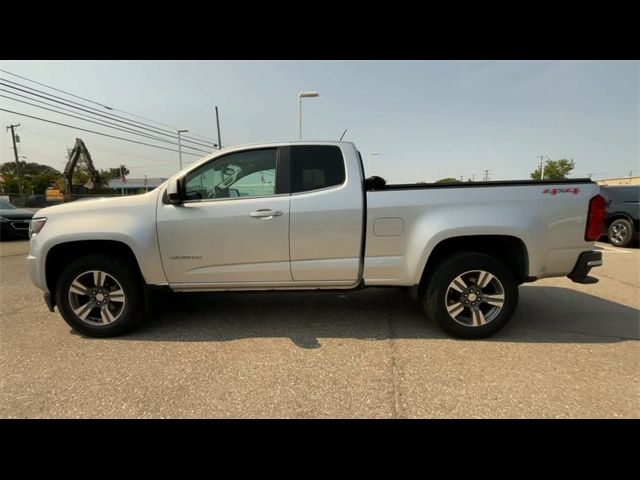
[1, 221, 30, 238]
[27, 254, 47, 292]
[567, 250, 602, 284]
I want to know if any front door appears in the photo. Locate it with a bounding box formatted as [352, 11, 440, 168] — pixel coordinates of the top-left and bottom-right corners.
[157, 147, 292, 285]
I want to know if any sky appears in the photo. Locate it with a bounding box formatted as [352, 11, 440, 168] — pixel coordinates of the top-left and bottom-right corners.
[0, 60, 638, 183]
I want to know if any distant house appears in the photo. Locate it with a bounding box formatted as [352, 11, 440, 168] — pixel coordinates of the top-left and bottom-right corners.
[107, 177, 168, 195]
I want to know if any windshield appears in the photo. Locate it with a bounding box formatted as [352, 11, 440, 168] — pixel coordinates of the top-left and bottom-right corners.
[0, 199, 16, 209]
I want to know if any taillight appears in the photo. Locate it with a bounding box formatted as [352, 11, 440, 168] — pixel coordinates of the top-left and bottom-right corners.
[585, 194, 605, 241]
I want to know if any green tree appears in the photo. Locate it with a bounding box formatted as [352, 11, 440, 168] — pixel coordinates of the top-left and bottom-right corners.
[0, 161, 60, 176]
[0, 161, 63, 195]
[435, 177, 460, 184]
[531, 158, 575, 180]
[1, 176, 21, 194]
[100, 166, 130, 181]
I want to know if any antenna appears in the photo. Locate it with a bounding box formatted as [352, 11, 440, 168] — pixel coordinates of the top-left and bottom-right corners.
[339, 129, 347, 141]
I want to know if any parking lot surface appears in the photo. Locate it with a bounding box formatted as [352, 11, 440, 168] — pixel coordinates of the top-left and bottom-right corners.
[1, 240, 638, 418]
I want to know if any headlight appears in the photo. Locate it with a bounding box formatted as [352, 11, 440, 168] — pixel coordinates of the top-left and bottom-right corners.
[29, 217, 47, 238]
[0, 216, 8, 223]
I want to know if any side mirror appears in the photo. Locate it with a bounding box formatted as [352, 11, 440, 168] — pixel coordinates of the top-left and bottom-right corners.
[167, 178, 183, 205]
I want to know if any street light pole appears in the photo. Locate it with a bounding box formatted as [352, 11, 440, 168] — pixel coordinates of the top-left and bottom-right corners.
[297, 92, 319, 140]
[177, 129, 189, 170]
[368, 152, 379, 174]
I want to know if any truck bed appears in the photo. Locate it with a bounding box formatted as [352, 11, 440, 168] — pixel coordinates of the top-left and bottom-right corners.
[363, 178, 599, 286]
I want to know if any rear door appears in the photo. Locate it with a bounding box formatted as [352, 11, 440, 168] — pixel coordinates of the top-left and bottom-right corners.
[288, 145, 363, 282]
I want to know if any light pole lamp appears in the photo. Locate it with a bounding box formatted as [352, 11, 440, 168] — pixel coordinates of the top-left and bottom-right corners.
[177, 129, 189, 170]
[368, 152, 379, 173]
[298, 91, 319, 140]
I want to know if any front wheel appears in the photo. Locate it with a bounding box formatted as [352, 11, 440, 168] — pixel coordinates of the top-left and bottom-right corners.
[55, 254, 145, 337]
[422, 252, 518, 339]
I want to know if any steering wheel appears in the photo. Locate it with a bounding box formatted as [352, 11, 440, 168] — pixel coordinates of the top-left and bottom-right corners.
[214, 185, 229, 198]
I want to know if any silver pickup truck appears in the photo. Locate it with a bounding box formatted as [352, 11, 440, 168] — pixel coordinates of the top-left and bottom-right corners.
[27, 141, 605, 338]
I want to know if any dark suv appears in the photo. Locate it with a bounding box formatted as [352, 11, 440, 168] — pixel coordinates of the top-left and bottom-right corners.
[599, 185, 639, 248]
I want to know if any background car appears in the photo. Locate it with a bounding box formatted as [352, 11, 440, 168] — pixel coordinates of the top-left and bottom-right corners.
[0, 198, 34, 240]
[599, 185, 640, 248]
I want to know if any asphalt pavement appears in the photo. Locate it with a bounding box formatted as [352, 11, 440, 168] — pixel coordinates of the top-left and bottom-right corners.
[1, 239, 638, 418]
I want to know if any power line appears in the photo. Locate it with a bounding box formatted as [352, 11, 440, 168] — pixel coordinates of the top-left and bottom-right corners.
[0, 93, 211, 154]
[0, 77, 217, 149]
[0, 108, 205, 157]
[0, 68, 218, 144]
[0, 87, 217, 150]
[0, 79, 216, 150]
[16, 124, 205, 174]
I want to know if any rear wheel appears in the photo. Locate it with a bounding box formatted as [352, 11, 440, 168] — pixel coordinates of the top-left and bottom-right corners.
[422, 252, 518, 339]
[608, 218, 633, 248]
[55, 254, 145, 337]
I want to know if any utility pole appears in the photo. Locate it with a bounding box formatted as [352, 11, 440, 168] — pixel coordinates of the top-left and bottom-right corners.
[177, 129, 188, 170]
[215, 106, 222, 150]
[472, 174, 475, 182]
[459, 176, 464, 182]
[483, 169, 491, 182]
[537, 155, 546, 180]
[6, 124, 24, 205]
[120, 165, 125, 196]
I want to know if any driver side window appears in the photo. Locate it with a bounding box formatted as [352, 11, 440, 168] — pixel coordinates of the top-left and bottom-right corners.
[185, 148, 278, 200]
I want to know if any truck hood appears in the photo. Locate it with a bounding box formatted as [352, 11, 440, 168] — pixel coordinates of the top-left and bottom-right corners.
[35, 190, 160, 217]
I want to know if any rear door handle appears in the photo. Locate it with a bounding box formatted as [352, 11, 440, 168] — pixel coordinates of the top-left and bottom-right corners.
[250, 209, 283, 218]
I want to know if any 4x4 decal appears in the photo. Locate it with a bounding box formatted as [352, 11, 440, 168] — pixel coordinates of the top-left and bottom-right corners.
[543, 187, 581, 195]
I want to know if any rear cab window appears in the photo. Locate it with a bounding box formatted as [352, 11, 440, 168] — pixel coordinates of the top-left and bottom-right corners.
[291, 145, 345, 193]
[601, 186, 640, 204]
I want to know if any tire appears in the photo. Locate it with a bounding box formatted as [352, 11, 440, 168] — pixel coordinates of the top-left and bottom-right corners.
[608, 218, 633, 248]
[55, 254, 145, 337]
[422, 252, 518, 339]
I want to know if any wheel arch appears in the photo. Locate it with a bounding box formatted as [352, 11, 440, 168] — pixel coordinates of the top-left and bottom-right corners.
[606, 213, 633, 227]
[45, 240, 145, 303]
[418, 235, 529, 294]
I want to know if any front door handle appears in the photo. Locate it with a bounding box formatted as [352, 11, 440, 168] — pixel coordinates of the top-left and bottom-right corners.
[250, 209, 283, 218]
